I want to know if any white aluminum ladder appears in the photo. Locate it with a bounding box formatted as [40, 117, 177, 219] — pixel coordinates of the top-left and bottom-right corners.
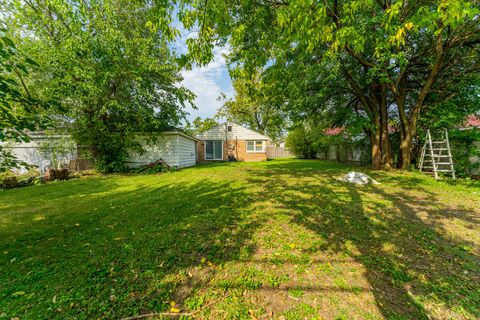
[419, 129, 456, 179]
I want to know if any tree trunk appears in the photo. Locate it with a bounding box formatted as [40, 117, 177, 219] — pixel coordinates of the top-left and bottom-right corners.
[370, 114, 382, 170]
[379, 85, 393, 169]
[399, 125, 413, 170]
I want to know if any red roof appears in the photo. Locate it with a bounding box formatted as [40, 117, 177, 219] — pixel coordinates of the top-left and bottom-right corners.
[324, 127, 344, 136]
[463, 115, 480, 128]
[323, 125, 396, 136]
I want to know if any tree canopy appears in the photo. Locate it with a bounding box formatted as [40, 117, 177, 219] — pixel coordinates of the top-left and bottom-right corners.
[4, 0, 194, 172]
[216, 69, 287, 141]
[0, 28, 48, 171]
[2, 0, 479, 171]
[184, 116, 218, 135]
[170, 0, 480, 169]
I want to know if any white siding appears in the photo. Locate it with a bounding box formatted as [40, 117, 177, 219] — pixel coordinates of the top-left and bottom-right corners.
[196, 123, 270, 141]
[1, 135, 76, 173]
[126, 132, 197, 169]
[176, 135, 196, 168]
[126, 135, 179, 168]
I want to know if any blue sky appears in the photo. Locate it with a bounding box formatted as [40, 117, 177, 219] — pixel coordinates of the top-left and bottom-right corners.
[181, 46, 233, 121]
[171, 24, 234, 122]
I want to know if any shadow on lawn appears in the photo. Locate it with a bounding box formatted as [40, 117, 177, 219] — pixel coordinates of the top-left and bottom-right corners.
[0, 175, 261, 319]
[247, 161, 480, 319]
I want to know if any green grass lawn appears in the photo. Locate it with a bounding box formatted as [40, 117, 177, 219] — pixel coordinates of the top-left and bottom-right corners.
[1, 159, 479, 319]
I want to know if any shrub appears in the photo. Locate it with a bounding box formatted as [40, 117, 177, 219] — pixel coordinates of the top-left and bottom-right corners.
[286, 127, 317, 159]
[449, 128, 480, 178]
[0, 169, 40, 190]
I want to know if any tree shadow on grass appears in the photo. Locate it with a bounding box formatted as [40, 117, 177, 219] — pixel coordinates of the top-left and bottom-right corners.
[247, 160, 480, 319]
[0, 175, 261, 319]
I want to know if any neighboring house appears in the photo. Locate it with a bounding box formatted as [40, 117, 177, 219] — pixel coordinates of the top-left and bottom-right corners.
[126, 129, 198, 168]
[196, 123, 271, 162]
[0, 132, 76, 173]
[459, 114, 480, 130]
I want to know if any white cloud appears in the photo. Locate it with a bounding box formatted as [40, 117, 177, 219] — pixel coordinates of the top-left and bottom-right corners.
[181, 46, 234, 121]
[171, 18, 234, 122]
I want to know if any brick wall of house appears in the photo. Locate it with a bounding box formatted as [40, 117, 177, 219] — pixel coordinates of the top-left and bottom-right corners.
[197, 139, 267, 162]
[234, 140, 267, 162]
[197, 140, 206, 162]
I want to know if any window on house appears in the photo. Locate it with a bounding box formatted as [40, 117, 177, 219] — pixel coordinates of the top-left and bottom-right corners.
[205, 140, 223, 160]
[246, 140, 264, 152]
[227, 125, 232, 132]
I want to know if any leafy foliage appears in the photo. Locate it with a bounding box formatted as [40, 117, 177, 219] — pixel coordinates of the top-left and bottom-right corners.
[217, 70, 287, 140]
[449, 128, 480, 177]
[184, 116, 218, 135]
[171, 0, 480, 170]
[0, 28, 47, 171]
[6, 0, 194, 172]
[286, 126, 317, 159]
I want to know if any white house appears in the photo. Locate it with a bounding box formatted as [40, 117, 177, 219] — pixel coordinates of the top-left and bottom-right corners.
[0, 132, 76, 173]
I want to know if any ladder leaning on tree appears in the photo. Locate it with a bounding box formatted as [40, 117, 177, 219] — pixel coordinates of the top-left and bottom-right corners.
[419, 129, 456, 179]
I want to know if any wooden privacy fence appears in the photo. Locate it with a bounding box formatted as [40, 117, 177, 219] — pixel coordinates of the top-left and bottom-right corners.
[69, 159, 94, 171]
[266, 146, 295, 159]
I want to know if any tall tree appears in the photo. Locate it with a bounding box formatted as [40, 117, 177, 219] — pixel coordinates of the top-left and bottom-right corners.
[169, 0, 480, 170]
[6, 0, 194, 172]
[216, 70, 286, 140]
[184, 116, 218, 135]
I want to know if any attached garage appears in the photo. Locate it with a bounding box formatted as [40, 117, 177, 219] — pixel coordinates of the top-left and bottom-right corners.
[126, 130, 198, 169]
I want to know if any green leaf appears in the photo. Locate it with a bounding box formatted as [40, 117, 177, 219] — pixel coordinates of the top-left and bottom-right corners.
[25, 58, 40, 67]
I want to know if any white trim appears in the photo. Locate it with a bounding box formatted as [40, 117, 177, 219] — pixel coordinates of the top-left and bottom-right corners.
[246, 140, 266, 153]
[204, 140, 224, 160]
[161, 130, 199, 142]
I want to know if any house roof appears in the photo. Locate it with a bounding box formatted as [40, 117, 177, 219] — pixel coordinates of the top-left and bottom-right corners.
[161, 129, 199, 142]
[324, 127, 344, 136]
[461, 114, 480, 129]
[196, 122, 271, 141]
[323, 125, 396, 136]
[19, 128, 199, 142]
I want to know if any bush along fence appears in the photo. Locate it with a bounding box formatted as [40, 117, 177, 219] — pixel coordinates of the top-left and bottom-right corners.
[315, 134, 372, 166]
[316, 131, 479, 178]
[287, 127, 479, 178]
[449, 128, 480, 179]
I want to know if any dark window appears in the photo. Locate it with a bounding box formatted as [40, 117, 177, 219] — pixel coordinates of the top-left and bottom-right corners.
[227, 125, 232, 132]
[205, 140, 223, 160]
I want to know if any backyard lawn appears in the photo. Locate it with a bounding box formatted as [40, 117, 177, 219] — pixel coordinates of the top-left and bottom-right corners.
[0, 159, 479, 320]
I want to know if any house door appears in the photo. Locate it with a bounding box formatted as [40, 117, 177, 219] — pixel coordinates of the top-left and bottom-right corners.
[205, 140, 223, 160]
